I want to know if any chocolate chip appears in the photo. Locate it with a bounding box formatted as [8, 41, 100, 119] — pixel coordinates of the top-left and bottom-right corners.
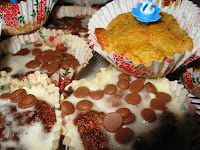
[56, 45, 68, 52]
[90, 90, 104, 100]
[76, 100, 93, 111]
[46, 62, 59, 73]
[0, 93, 11, 100]
[114, 127, 134, 144]
[18, 94, 37, 109]
[60, 101, 75, 115]
[156, 92, 172, 103]
[40, 62, 48, 71]
[42, 53, 53, 63]
[103, 112, 122, 133]
[124, 93, 141, 105]
[141, 108, 157, 122]
[129, 78, 144, 93]
[1, 67, 12, 73]
[78, 27, 88, 33]
[150, 98, 166, 110]
[104, 84, 117, 95]
[11, 89, 27, 103]
[74, 86, 90, 98]
[34, 43, 42, 47]
[118, 73, 131, 81]
[35, 54, 44, 63]
[117, 79, 129, 90]
[116, 108, 131, 118]
[32, 48, 42, 56]
[61, 59, 72, 70]
[123, 113, 135, 124]
[53, 56, 63, 63]
[25, 60, 41, 69]
[145, 82, 157, 93]
[13, 48, 30, 56]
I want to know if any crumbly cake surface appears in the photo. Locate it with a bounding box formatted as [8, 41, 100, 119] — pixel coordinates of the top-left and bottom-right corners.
[95, 12, 193, 66]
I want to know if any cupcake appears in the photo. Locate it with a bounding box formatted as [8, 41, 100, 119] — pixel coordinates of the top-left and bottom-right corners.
[60, 65, 199, 150]
[0, 71, 62, 149]
[46, 6, 97, 39]
[180, 58, 200, 99]
[0, 0, 57, 35]
[0, 27, 93, 93]
[88, 0, 200, 78]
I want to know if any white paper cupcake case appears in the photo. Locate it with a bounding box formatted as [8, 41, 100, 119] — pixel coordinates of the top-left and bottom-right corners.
[0, 0, 57, 35]
[0, 71, 62, 150]
[60, 0, 110, 7]
[53, 5, 96, 40]
[88, 0, 200, 78]
[180, 67, 200, 99]
[0, 27, 93, 91]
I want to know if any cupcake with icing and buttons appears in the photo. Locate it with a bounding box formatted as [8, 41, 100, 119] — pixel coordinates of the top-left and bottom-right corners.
[60, 65, 199, 150]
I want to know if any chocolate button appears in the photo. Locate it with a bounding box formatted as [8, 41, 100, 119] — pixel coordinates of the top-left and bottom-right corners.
[13, 48, 30, 56]
[104, 84, 117, 95]
[150, 98, 166, 110]
[129, 78, 144, 93]
[61, 59, 72, 70]
[53, 49, 63, 57]
[114, 127, 134, 144]
[1, 67, 12, 73]
[117, 79, 129, 90]
[141, 108, 157, 122]
[34, 43, 42, 47]
[11, 89, 27, 103]
[40, 62, 48, 71]
[90, 90, 104, 100]
[53, 56, 63, 63]
[25, 60, 41, 69]
[32, 48, 42, 56]
[145, 82, 157, 93]
[123, 113, 135, 124]
[35, 54, 44, 63]
[56, 45, 68, 52]
[47, 62, 59, 73]
[156, 92, 172, 103]
[124, 93, 141, 105]
[63, 53, 75, 60]
[116, 108, 131, 118]
[74, 86, 90, 98]
[0, 93, 11, 100]
[71, 59, 80, 69]
[60, 101, 75, 115]
[118, 73, 131, 81]
[42, 53, 53, 63]
[103, 112, 122, 133]
[18, 94, 37, 109]
[78, 27, 88, 33]
[76, 100, 93, 111]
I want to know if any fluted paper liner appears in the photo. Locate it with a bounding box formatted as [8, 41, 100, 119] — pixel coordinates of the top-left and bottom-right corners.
[60, 66, 199, 150]
[180, 67, 200, 99]
[88, 0, 200, 78]
[0, 27, 93, 92]
[0, 71, 62, 150]
[55, 5, 97, 18]
[60, 0, 110, 7]
[0, 0, 57, 35]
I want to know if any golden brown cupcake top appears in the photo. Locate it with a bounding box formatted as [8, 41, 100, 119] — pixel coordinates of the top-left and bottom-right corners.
[95, 12, 193, 67]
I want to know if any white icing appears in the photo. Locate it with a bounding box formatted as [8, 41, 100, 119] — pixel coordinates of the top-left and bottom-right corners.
[0, 43, 56, 76]
[63, 66, 187, 150]
[0, 83, 57, 150]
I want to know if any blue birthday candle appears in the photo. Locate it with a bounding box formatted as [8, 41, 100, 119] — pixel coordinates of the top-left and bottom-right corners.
[132, 0, 161, 25]
[9, 0, 17, 3]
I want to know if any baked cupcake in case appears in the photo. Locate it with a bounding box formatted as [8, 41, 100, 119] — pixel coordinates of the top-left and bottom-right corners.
[0, 0, 57, 35]
[180, 58, 200, 98]
[0, 71, 62, 149]
[88, 0, 200, 78]
[60, 66, 199, 150]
